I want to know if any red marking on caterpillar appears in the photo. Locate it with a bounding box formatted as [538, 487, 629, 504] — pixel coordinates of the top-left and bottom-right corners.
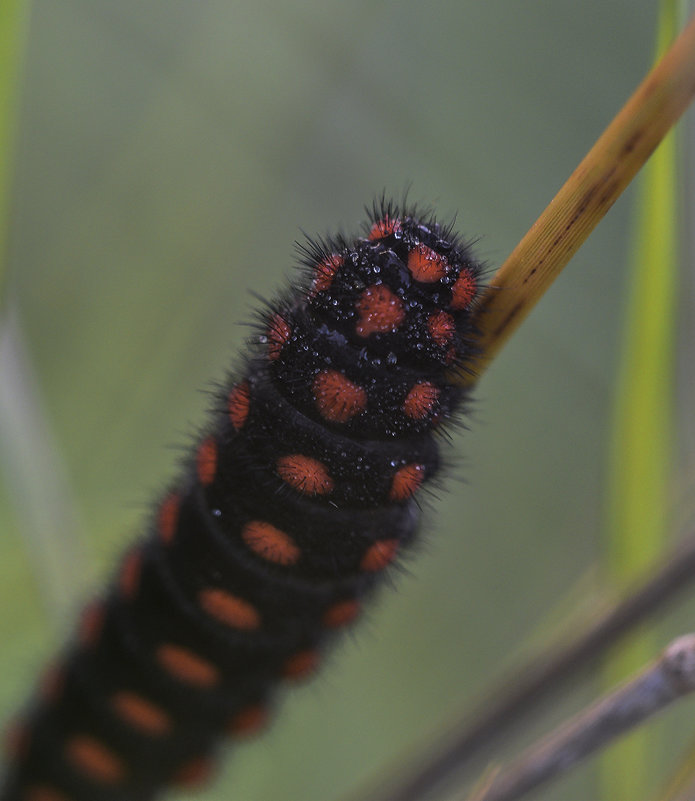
[408, 243, 450, 282]
[312, 369, 367, 423]
[309, 253, 343, 296]
[64, 735, 126, 785]
[172, 757, 214, 788]
[241, 520, 301, 565]
[368, 215, 401, 240]
[276, 454, 334, 496]
[158, 492, 180, 544]
[282, 649, 320, 681]
[156, 644, 220, 688]
[1, 199, 483, 800]
[322, 599, 360, 628]
[228, 380, 251, 430]
[427, 310, 456, 346]
[227, 704, 269, 737]
[198, 588, 261, 630]
[118, 547, 142, 598]
[266, 313, 291, 359]
[450, 268, 477, 310]
[390, 463, 425, 501]
[196, 437, 218, 485]
[355, 284, 406, 337]
[110, 691, 173, 736]
[403, 381, 440, 420]
[360, 539, 400, 572]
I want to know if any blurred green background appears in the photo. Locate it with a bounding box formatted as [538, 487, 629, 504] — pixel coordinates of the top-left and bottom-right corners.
[1, 1, 694, 799]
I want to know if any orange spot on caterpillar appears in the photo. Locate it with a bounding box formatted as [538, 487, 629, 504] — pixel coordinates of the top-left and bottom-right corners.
[227, 704, 269, 737]
[276, 455, 334, 496]
[310, 254, 343, 296]
[25, 786, 71, 801]
[111, 691, 172, 736]
[78, 601, 105, 648]
[196, 437, 218, 486]
[158, 493, 180, 544]
[228, 380, 250, 430]
[267, 314, 291, 360]
[156, 644, 220, 688]
[407, 244, 449, 282]
[368, 216, 401, 240]
[199, 588, 261, 631]
[355, 285, 405, 337]
[65, 735, 125, 784]
[360, 539, 399, 572]
[312, 369, 367, 423]
[322, 599, 360, 628]
[172, 757, 214, 788]
[282, 649, 319, 681]
[390, 463, 425, 501]
[119, 547, 142, 599]
[427, 310, 455, 346]
[450, 269, 477, 309]
[241, 520, 300, 565]
[403, 381, 440, 419]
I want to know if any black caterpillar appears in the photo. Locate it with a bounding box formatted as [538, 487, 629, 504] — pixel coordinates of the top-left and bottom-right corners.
[1, 200, 483, 801]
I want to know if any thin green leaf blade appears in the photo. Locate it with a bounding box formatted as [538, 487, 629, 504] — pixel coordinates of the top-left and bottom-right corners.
[601, 3, 680, 798]
[0, 0, 30, 296]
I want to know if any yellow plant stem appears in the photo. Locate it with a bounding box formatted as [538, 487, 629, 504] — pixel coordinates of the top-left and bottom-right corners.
[465, 10, 695, 380]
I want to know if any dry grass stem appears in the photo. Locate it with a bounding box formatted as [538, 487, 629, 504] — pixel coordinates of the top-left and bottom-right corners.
[465, 12, 695, 380]
[465, 635, 695, 801]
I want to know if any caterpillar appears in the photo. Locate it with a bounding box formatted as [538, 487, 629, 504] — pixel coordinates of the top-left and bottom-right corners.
[0, 199, 483, 801]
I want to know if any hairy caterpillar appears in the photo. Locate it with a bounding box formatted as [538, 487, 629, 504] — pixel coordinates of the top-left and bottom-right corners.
[1, 199, 483, 801]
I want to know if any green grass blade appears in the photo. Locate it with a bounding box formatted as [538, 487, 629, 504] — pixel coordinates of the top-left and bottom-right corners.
[0, 0, 30, 298]
[600, 3, 680, 799]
